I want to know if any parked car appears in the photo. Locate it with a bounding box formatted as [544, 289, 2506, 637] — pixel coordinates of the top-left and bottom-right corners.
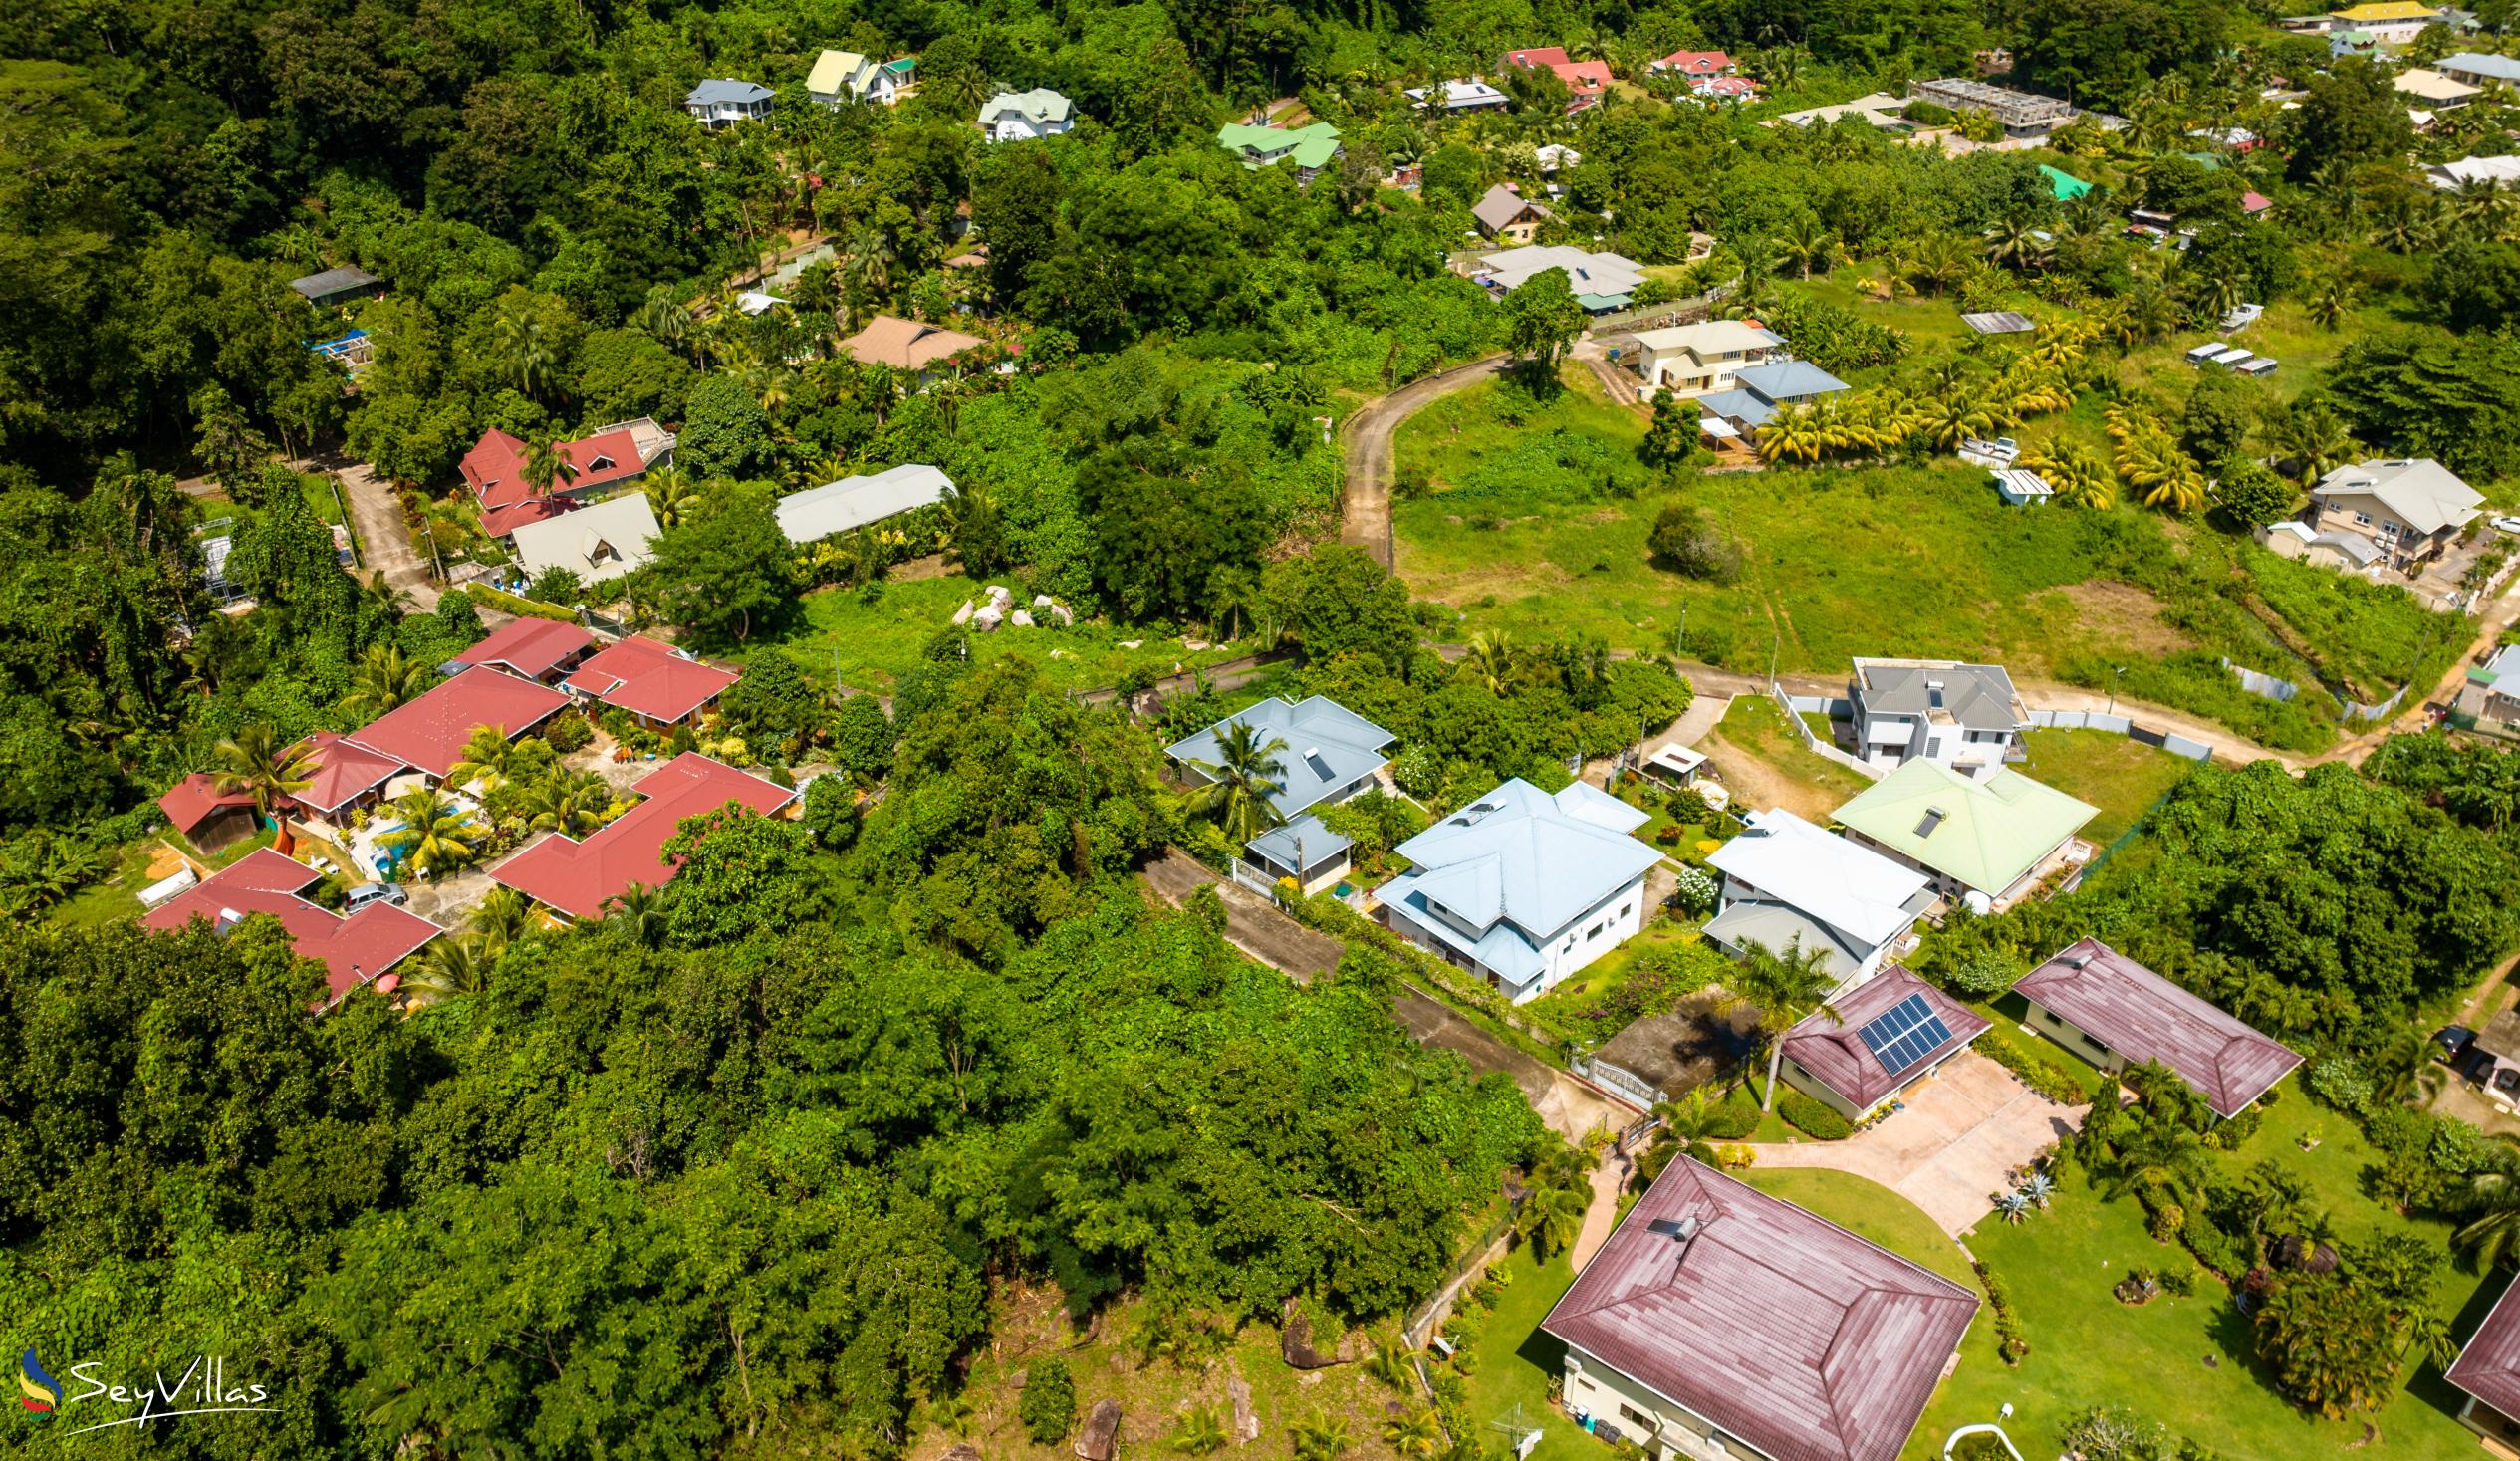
[346, 882, 407, 911]
[2438, 1024, 2478, 1062]
[2492, 516, 2520, 536]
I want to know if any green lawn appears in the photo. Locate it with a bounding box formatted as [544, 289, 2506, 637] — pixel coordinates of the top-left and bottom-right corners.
[2015, 728, 2199, 850]
[1455, 1244, 1599, 1461]
[48, 827, 280, 932]
[744, 573, 1258, 695]
[1521, 917, 1704, 1039]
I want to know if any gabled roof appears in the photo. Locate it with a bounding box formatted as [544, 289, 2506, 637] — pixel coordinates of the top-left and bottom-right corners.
[2329, 0, 2436, 17]
[1215, 121, 1344, 170]
[1832, 760, 2096, 897]
[1708, 808, 1932, 952]
[808, 50, 871, 94]
[1164, 695, 1396, 819]
[837, 314, 984, 371]
[491, 754, 795, 920]
[687, 78, 773, 106]
[289, 264, 379, 299]
[775, 463, 954, 544]
[459, 425, 658, 538]
[452, 617, 595, 681]
[143, 849, 440, 998]
[1853, 658, 2030, 734]
[1781, 964, 1991, 1112]
[564, 636, 739, 724]
[1500, 46, 1573, 68]
[1408, 78, 1509, 108]
[2315, 458, 2482, 535]
[982, 88, 1072, 125]
[1628, 320, 1782, 358]
[2014, 938, 2302, 1118]
[290, 731, 411, 815]
[2040, 163, 2093, 200]
[349, 667, 571, 780]
[1542, 1157, 1977, 1461]
[1652, 50, 1733, 75]
[1736, 359, 1852, 403]
[2447, 1276, 2520, 1421]
[2440, 51, 2520, 81]
[1246, 814, 1351, 870]
[1475, 244, 1645, 296]
[2397, 67, 2482, 101]
[1384, 779, 1657, 942]
[158, 774, 258, 838]
[1472, 183, 1550, 233]
[508, 492, 660, 587]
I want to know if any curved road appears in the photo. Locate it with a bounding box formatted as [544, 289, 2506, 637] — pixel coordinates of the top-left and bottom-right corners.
[1340, 354, 1511, 568]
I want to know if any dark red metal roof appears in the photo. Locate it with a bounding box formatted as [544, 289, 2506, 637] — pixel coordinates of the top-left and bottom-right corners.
[143, 849, 440, 998]
[2450, 1276, 2520, 1420]
[1780, 964, 1990, 1113]
[451, 617, 594, 681]
[2014, 938, 2300, 1118]
[156, 774, 256, 837]
[348, 667, 570, 780]
[563, 636, 738, 725]
[1541, 1158, 1977, 1461]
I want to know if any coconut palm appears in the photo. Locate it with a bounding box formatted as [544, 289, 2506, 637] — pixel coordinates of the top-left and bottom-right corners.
[1464, 628, 1519, 694]
[399, 931, 497, 1006]
[522, 770, 612, 838]
[643, 466, 701, 529]
[1187, 722, 1288, 846]
[1723, 935, 1841, 1111]
[1906, 233, 1969, 297]
[2020, 439, 2116, 509]
[342, 644, 433, 719]
[1205, 562, 1261, 644]
[1515, 1179, 1590, 1258]
[2268, 401, 2357, 482]
[494, 299, 560, 402]
[378, 790, 484, 877]
[606, 881, 669, 948]
[633, 294, 699, 365]
[1918, 391, 1994, 451]
[210, 724, 316, 855]
[1983, 216, 2045, 270]
[2307, 275, 2358, 332]
[445, 724, 519, 794]
[1382, 1410, 1444, 1461]
[522, 437, 579, 499]
[470, 885, 536, 948]
[1778, 216, 1842, 279]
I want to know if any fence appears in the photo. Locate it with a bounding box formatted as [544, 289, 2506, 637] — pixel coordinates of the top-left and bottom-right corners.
[2025, 709, 2214, 763]
[1401, 1200, 1523, 1350]
[1767, 682, 1885, 781]
[2216, 657, 2411, 724]
[1570, 1051, 1663, 1111]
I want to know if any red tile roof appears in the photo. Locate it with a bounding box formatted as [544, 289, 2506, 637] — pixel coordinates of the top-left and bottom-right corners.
[564, 636, 739, 725]
[142, 849, 440, 999]
[459, 426, 654, 538]
[489, 753, 795, 919]
[1543, 1158, 1977, 1461]
[451, 617, 595, 681]
[1557, 60, 1612, 96]
[2014, 938, 2301, 1118]
[347, 667, 571, 780]
[1781, 964, 1991, 1113]
[1654, 49, 1733, 75]
[2448, 1276, 2520, 1421]
[290, 731, 411, 815]
[157, 774, 256, 838]
[1698, 76, 1757, 99]
[1501, 46, 1573, 68]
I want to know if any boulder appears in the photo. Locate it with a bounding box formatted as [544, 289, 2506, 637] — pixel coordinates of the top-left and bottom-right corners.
[1033, 594, 1056, 608]
[1075, 1400, 1123, 1461]
[1012, 609, 1036, 628]
[946, 1447, 983, 1461]
[951, 600, 976, 626]
[1227, 1374, 1257, 1444]
[1278, 1299, 1362, 1369]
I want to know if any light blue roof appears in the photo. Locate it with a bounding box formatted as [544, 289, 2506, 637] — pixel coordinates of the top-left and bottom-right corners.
[687, 79, 772, 105]
[1734, 360, 1850, 402]
[1696, 387, 1778, 427]
[2442, 52, 2520, 82]
[2476, 644, 2520, 695]
[1247, 814, 1351, 869]
[1164, 695, 1395, 819]
[1382, 778, 1658, 947]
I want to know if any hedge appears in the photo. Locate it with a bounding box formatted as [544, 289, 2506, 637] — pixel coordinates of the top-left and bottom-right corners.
[464, 584, 581, 623]
[1777, 1091, 1852, 1140]
[1974, 1024, 2091, 1105]
[1700, 1102, 1761, 1141]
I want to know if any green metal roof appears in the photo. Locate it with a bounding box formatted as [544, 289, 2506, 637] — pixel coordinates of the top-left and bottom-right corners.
[1832, 760, 2097, 897]
[1216, 121, 1343, 171]
[2040, 164, 2092, 201]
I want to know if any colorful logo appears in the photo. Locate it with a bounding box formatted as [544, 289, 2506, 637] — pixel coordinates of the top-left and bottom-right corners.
[18, 1349, 61, 1421]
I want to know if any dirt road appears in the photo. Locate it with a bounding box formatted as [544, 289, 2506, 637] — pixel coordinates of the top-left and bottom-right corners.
[1340, 355, 1509, 569]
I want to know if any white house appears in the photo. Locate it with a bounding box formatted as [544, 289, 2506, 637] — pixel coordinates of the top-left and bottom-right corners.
[1848, 657, 2031, 776]
[1378, 779, 1661, 1004]
[684, 79, 773, 129]
[1406, 78, 1509, 112]
[507, 492, 660, 589]
[1613, 320, 1786, 397]
[807, 50, 879, 106]
[980, 89, 1075, 141]
[774, 464, 954, 546]
[1703, 808, 1934, 985]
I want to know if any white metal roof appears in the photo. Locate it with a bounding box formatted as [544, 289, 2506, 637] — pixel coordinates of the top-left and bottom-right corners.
[1707, 808, 1931, 952]
[774, 464, 954, 545]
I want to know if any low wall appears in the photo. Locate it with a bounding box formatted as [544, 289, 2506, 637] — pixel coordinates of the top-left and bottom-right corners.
[1767, 682, 1883, 780]
[2216, 656, 2409, 724]
[2026, 708, 2213, 762]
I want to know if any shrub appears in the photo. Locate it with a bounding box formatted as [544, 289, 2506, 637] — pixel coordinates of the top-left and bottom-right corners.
[2180, 1207, 2251, 1278]
[2308, 1056, 2373, 1113]
[1777, 1091, 1852, 1140]
[543, 709, 593, 752]
[2161, 1264, 2200, 1297]
[1019, 1357, 1076, 1444]
[1700, 1100, 1761, 1141]
[1646, 504, 1742, 583]
[2146, 1199, 2185, 1244]
[1949, 948, 2021, 999]
[1665, 787, 1711, 824]
[1976, 1262, 2031, 1364]
[1672, 864, 1717, 915]
[1974, 1025, 2090, 1104]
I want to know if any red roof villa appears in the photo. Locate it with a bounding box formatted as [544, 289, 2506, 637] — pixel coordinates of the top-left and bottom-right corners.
[2013, 938, 2301, 1118]
[2447, 1275, 2520, 1448]
[1500, 47, 1612, 111]
[491, 753, 796, 920]
[287, 731, 413, 826]
[1778, 964, 1992, 1122]
[564, 635, 740, 728]
[144, 849, 440, 1006]
[349, 667, 573, 781]
[459, 420, 673, 539]
[451, 616, 596, 683]
[1545, 1157, 1977, 1461]
[157, 774, 260, 854]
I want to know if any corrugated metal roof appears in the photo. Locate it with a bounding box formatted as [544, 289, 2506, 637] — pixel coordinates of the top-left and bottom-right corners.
[1831, 760, 2096, 897]
[2447, 1276, 2520, 1420]
[1781, 964, 1990, 1111]
[1708, 808, 1931, 950]
[775, 463, 953, 545]
[2014, 938, 2300, 1117]
[1164, 696, 1394, 819]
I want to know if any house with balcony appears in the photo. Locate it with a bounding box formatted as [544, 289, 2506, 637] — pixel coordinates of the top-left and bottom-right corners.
[807, 50, 879, 106]
[1703, 808, 1935, 986]
[458, 418, 675, 540]
[980, 89, 1076, 141]
[1613, 320, 1786, 399]
[2301, 458, 2481, 572]
[1377, 779, 1660, 1004]
[1692, 360, 1851, 430]
[1831, 759, 2097, 913]
[1848, 657, 2032, 776]
[1472, 183, 1552, 243]
[684, 79, 773, 128]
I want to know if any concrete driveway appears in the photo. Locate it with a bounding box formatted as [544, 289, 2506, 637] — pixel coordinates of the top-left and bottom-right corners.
[1746, 1053, 2088, 1236]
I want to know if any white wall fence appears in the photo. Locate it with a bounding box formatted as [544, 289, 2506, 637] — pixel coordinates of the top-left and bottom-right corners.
[2025, 709, 2214, 762]
[1767, 684, 1885, 780]
[1570, 1052, 1665, 1111]
[2217, 657, 2409, 723]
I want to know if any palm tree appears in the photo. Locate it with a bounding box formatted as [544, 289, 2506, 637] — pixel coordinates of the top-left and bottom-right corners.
[2102, 1121, 2214, 1205]
[1381, 1410, 1444, 1461]
[1918, 391, 1994, 451]
[471, 885, 536, 948]
[1515, 1178, 1590, 1258]
[2306, 275, 2358, 331]
[494, 299, 560, 402]
[523, 437, 579, 499]
[1288, 1411, 1352, 1461]
[606, 881, 669, 948]
[1187, 722, 1289, 846]
[1983, 216, 2043, 270]
[1464, 628, 1519, 695]
[342, 644, 433, 718]
[1778, 216, 1841, 280]
[210, 724, 315, 855]
[521, 771, 612, 838]
[2268, 401, 2357, 482]
[1205, 563, 1261, 644]
[445, 724, 519, 794]
[633, 294, 699, 365]
[377, 789, 484, 878]
[2020, 439, 2116, 509]
[1723, 936, 1840, 1110]
[1908, 234, 1969, 297]
[1173, 1407, 1229, 1457]
[643, 466, 700, 530]
[400, 931, 497, 1006]
[1641, 1087, 1726, 1180]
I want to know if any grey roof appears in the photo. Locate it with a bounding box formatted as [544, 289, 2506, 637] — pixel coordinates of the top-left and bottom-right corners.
[1694, 386, 1777, 427]
[686, 79, 773, 105]
[2314, 530, 2384, 566]
[289, 264, 379, 299]
[2441, 51, 2520, 82]
[1379, 779, 1657, 955]
[1853, 658, 2029, 735]
[1733, 359, 1851, 403]
[1704, 902, 1870, 980]
[1164, 696, 1395, 819]
[774, 463, 953, 545]
[2316, 458, 2483, 536]
[507, 492, 660, 586]
[1246, 814, 1351, 871]
[1960, 310, 2035, 334]
[981, 88, 1073, 125]
[1473, 183, 1549, 233]
[1475, 245, 1644, 296]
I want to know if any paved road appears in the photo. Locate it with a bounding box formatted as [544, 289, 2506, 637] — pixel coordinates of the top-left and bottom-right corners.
[1340, 355, 1510, 569]
[1139, 849, 1344, 981]
[327, 457, 441, 610]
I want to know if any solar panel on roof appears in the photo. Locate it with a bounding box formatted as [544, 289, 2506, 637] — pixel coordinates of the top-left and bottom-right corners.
[1857, 992, 1957, 1078]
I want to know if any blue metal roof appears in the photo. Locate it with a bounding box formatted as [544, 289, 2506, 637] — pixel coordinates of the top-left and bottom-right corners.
[1165, 696, 1396, 819]
[1734, 360, 1850, 402]
[1384, 779, 1657, 945]
[1246, 814, 1351, 869]
[1696, 387, 1778, 427]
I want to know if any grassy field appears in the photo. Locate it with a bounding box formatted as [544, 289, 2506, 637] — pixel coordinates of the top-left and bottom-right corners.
[49, 828, 280, 932]
[744, 573, 1257, 695]
[1700, 695, 1876, 821]
[1392, 372, 2453, 751]
[2015, 727, 2198, 849]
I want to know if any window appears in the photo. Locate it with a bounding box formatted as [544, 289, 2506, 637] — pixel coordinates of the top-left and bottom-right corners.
[1620, 905, 1633, 919]
[1588, 922, 1606, 940]
[2354, 512, 2373, 526]
[1618, 1405, 1656, 1432]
